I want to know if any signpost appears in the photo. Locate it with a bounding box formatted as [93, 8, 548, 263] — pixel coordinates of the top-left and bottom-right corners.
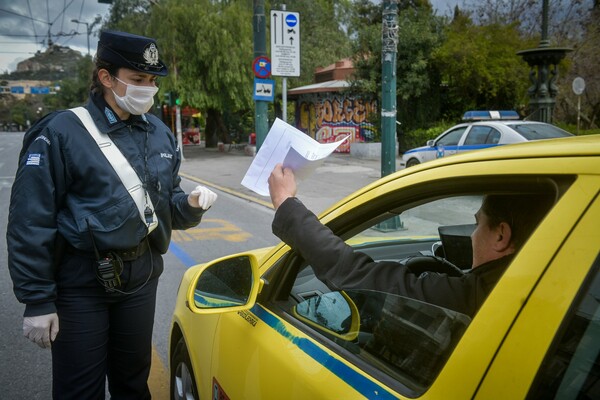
[252, 56, 272, 79]
[270, 9, 300, 123]
[270, 10, 300, 77]
[572, 77, 586, 135]
[253, 78, 275, 102]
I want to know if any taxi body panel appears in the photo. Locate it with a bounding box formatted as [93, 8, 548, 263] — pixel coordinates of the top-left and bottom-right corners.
[171, 135, 600, 400]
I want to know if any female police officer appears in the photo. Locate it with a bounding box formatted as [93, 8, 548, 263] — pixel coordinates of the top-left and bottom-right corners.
[7, 30, 217, 399]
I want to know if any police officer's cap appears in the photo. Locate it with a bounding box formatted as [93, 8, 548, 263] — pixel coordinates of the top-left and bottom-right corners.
[96, 30, 168, 76]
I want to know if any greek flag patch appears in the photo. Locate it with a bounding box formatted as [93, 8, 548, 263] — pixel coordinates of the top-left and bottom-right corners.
[105, 107, 118, 124]
[26, 153, 42, 166]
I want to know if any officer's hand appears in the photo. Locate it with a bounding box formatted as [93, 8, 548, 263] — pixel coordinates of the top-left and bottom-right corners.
[268, 164, 297, 210]
[188, 185, 218, 210]
[23, 313, 59, 349]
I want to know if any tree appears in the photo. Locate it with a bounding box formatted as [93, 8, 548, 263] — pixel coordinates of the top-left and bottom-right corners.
[104, 0, 153, 34]
[148, 0, 255, 147]
[271, 0, 354, 87]
[43, 57, 94, 112]
[432, 12, 535, 120]
[465, 0, 592, 44]
[557, 1, 600, 128]
[349, 0, 446, 132]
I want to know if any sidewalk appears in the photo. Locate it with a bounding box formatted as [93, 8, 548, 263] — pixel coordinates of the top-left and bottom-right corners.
[179, 145, 399, 215]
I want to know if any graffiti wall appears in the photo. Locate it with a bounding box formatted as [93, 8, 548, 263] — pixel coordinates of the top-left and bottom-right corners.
[295, 93, 378, 153]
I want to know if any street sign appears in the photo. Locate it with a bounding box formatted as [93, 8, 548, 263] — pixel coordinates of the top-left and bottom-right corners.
[572, 77, 586, 95]
[253, 78, 275, 102]
[252, 56, 271, 79]
[270, 10, 300, 77]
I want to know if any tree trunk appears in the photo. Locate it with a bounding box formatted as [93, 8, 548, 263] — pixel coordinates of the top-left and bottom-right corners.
[205, 108, 227, 147]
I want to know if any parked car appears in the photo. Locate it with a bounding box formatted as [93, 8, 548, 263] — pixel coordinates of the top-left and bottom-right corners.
[170, 134, 600, 400]
[400, 110, 573, 168]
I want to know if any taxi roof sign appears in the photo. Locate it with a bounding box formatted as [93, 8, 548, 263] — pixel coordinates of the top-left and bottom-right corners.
[462, 110, 520, 121]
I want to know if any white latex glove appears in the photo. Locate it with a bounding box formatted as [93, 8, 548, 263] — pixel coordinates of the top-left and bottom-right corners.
[188, 185, 217, 210]
[23, 313, 59, 349]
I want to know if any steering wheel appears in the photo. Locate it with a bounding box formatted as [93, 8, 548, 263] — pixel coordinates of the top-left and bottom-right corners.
[405, 255, 464, 277]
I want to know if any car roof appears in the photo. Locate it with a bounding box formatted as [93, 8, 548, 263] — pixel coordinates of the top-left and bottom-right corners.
[420, 134, 598, 170]
[448, 120, 556, 128]
[318, 135, 600, 221]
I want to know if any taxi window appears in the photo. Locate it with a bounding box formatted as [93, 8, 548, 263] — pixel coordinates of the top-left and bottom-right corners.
[287, 196, 481, 394]
[437, 127, 466, 146]
[527, 255, 600, 399]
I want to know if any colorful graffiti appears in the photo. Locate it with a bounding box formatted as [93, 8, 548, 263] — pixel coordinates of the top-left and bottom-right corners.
[296, 94, 378, 153]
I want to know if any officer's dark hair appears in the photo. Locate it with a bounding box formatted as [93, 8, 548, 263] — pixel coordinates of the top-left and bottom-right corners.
[481, 194, 554, 250]
[90, 57, 120, 95]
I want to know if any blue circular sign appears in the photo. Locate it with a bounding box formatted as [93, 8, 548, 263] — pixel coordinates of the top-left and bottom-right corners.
[285, 14, 298, 27]
[252, 56, 271, 78]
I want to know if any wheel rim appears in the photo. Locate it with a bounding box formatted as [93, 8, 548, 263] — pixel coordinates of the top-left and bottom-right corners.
[174, 361, 195, 400]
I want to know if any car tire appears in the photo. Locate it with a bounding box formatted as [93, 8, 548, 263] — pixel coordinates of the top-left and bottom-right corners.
[406, 158, 420, 167]
[171, 337, 199, 400]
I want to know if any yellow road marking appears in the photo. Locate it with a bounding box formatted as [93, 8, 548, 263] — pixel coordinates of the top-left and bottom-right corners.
[179, 172, 274, 209]
[171, 218, 253, 242]
[149, 346, 170, 399]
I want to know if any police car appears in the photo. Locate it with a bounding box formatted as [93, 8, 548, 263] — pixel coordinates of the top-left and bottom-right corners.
[170, 135, 600, 399]
[400, 110, 572, 168]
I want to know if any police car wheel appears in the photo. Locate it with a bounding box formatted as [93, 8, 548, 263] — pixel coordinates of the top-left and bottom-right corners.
[171, 338, 199, 400]
[406, 158, 420, 167]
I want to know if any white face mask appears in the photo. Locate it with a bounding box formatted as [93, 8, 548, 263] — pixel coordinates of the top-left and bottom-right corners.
[111, 76, 158, 115]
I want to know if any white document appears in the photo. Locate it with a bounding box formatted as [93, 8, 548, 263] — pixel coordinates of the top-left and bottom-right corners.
[241, 118, 349, 196]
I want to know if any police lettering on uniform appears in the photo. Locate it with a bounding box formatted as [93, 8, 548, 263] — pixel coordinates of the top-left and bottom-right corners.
[7, 30, 217, 399]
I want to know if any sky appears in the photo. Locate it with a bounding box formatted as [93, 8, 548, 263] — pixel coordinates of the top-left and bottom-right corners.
[0, 0, 111, 74]
[0, 0, 460, 75]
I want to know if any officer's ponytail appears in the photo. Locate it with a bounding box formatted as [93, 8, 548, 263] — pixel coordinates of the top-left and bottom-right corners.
[90, 57, 119, 95]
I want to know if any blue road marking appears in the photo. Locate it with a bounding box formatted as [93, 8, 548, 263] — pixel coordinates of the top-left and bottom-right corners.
[168, 241, 197, 268]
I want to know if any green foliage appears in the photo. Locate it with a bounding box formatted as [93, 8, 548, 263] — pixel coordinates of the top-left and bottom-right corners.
[271, 0, 354, 87]
[555, 123, 600, 136]
[402, 121, 454, 150]
[43, 57, 94, 112]
[432, 13, 536, 120]
[350, 1, 446, 132]
[10, 101, 33, 127]
[104, 0, 153, 34]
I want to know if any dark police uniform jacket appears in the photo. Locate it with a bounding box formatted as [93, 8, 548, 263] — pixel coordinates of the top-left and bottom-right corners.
[272, 197, 512, 318]
[7, 92, 205, 317]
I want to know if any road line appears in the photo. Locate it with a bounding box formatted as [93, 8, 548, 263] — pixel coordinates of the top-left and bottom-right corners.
[179, 172, 274, 209]
[168, 241, 198, 268]
[149, 346, 170, 399]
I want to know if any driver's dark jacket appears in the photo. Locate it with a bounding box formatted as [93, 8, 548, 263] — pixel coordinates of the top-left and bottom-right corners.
[7, 92, 205, 317]
[272, 197, 512, 318]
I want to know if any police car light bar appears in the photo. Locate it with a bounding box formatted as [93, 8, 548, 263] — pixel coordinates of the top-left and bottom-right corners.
[462, 110, 520, 121]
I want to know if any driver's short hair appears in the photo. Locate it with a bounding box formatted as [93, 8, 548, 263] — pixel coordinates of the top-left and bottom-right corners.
[481, 194, 555, 249]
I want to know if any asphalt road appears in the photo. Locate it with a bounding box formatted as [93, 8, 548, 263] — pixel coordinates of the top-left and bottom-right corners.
[0, 131, 279, 399]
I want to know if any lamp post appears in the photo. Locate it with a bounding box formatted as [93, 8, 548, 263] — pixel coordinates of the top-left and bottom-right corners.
[516, 0, 571, 123]
[72, 16, 101, 55]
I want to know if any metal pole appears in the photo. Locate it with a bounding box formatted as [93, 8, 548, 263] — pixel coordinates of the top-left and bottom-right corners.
[281, 4, 287, 123]
[175, 105, 184, 161]
[254, 0, 268, 151]
[577, 95, 581, 135]
[86, 23, 90, 55]
[381, 0, 398, 178]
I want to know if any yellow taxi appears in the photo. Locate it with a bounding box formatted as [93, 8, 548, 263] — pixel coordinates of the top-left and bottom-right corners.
[170, 135, 600, 399]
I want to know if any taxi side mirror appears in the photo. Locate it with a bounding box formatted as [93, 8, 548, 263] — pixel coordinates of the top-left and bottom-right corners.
[187, 254, 261, 314]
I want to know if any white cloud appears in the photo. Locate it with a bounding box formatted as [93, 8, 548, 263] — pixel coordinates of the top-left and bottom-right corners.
[0, 0, 111, 73]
